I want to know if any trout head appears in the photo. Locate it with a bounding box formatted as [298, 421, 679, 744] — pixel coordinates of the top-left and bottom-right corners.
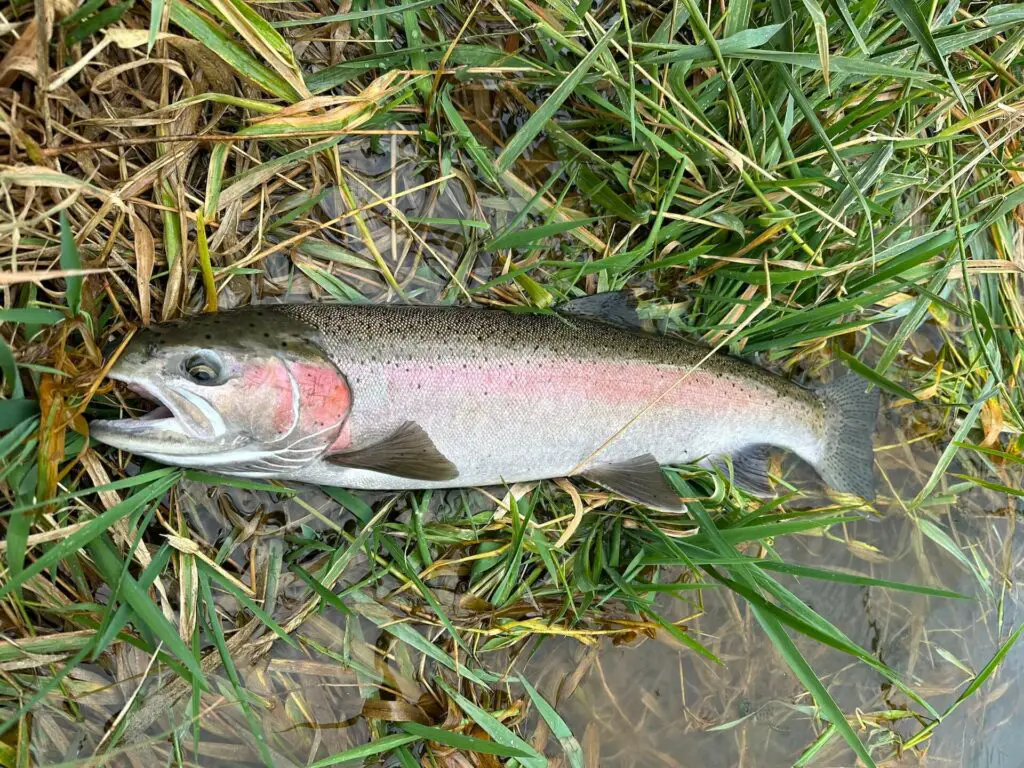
[90, 308, 351, 476]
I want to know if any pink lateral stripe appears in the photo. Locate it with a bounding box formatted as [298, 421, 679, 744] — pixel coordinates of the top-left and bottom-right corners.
[385, 360, 763, 410]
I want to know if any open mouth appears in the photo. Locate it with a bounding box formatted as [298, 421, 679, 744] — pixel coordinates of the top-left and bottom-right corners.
[89, 374, 196, 451]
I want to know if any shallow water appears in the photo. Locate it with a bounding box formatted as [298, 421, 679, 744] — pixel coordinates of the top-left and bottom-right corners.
[30, 455, 1020, 766]
[23, 138, 1023, 767]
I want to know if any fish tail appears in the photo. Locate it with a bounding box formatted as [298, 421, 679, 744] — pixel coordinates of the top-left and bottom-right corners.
[816, 374, 879, 500]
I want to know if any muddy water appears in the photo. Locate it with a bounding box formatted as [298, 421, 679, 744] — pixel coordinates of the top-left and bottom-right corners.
[28, 138, 1023, 766]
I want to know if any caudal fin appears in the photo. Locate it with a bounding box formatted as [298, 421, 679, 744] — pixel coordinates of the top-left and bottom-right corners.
[817, 375, 879, 500]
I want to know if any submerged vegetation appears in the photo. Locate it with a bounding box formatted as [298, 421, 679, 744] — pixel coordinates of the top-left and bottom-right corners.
[1, 0, 1023, 764]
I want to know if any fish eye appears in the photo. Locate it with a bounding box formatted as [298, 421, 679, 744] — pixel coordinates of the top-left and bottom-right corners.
[184, 353, 221, 385]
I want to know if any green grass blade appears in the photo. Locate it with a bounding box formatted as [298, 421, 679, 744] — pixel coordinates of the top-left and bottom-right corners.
[198, 571, 274, 767]
[147, 0, 165, 51]
[797, 0, 829, 87]
[496, 24, 617, 172]
[399, 722, 531, 758]
[753, 609, 877, 768]
[198, 560, 297, 648]
[169, 0, 299, 100]
[755, 560, 967, 599]
[307, 733, 420, 767]
[881, 0, 966, 107]
[0, 308, 64, 325]
[0, 471, 180, 599]
[435, 680, 547, 768]
[89, 533, 208, 686]
[519, 677, 584, 768]
[59, 212, 81, 315]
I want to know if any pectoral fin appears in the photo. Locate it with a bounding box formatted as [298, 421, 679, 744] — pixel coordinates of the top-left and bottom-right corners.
[583, 454, 685, 513]
[325, 422, 458, 481]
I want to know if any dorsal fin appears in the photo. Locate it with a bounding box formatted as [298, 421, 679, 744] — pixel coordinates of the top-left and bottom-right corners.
[555, 291, 642, 329]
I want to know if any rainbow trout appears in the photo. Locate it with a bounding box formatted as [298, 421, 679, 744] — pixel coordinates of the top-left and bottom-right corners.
[90, 298, 879, 511]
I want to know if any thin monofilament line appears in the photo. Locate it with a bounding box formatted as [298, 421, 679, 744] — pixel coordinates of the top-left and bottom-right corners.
[569, 259, 774, 477]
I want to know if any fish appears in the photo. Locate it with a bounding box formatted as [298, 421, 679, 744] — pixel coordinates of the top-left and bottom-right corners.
[89, 295, 879, 511]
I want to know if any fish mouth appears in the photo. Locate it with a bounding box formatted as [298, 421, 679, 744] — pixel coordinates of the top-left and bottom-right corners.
[90, 374, 216, 456]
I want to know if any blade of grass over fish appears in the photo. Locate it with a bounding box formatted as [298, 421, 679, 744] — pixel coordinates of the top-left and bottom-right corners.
[399, 722, 532, 758]
[495, 24, 617, 172]
[836, 349, 920, 402]
[182, 470, 294, 493]
[436, 680, 547, 768]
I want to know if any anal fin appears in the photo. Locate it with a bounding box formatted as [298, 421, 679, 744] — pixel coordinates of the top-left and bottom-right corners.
[325, 422, 458, 481]
[715, 444, 775, 496]
[583, 454, 686, 513]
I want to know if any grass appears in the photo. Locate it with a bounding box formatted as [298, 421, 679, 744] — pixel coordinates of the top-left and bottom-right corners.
[1, 0, 1023, 765]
